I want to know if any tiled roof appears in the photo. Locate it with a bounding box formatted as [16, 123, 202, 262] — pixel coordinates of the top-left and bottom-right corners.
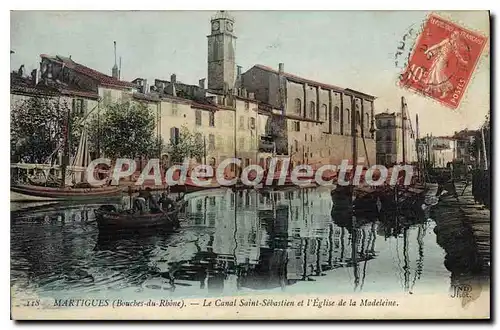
[344, 88, 376, 100]
[11, 84, 59, 97]
[252, 65, 376, 99]
[60, 88, 99, 99]
[191, 102, 218, 111]
[11, 73, 99, 99]
[375, 112, 396, 117]
[40, 54, 136, 89]
[133, 92, 160, 102]
[253, 64, 344, 92]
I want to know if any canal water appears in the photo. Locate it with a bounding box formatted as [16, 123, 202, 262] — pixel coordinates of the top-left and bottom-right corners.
[11, 187, 452, 302]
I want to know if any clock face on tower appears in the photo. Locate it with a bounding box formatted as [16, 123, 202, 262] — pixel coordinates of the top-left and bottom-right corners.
[226, 21, 233, 32]
[212, 21, 220, 32]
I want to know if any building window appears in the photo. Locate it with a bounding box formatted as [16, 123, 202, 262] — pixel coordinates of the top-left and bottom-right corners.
[293, 121, 300, 132]
[356, 111, 361, 126]
[249, 117, 256, 129]
[103, 90, 112, 105]
[239, 137, 245, 150]
[216, 135, 224, 150]
[195, 110, 202, 126]
[209, 111, 215, 127]
[195, 133, 203, 146]
[309, 101, 316, 119]
[333, 106, 340, 122]
[320, 104, 327, 121]
[208, 134, 215, 150]
[346, 109, 350, 124]
[72, 99, 86, 116]
[239, 116, 245, 129]
[245, 101, 249, 110]
[365, 113, 370, 129]
[171, 102, 178, 116]
[294, 139, 299, 152]
[170, 127, 180, 145]
[294, 98, 301, 115]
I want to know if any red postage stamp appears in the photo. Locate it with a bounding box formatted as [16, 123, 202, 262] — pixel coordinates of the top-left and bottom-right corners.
[399, 14, 487, 109]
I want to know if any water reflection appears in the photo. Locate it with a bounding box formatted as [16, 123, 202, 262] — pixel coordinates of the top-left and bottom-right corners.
[11, 187, 448, 298]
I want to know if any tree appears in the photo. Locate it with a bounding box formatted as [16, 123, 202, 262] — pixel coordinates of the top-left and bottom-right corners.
[165, 126, 205, 164]
[10, 96, 80, 164]
[87, 101, 162, 160]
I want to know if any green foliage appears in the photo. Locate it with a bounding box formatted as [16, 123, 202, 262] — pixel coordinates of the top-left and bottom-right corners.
[87, 101, 162, 159]
[10, 97, 80, 163]
[166, 126, 205, 164]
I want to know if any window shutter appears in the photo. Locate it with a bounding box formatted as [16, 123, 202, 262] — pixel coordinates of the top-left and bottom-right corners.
[82, 99, 88, 116]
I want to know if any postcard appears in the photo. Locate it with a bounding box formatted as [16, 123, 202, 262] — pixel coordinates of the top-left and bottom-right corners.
[10, 10, 490, 320]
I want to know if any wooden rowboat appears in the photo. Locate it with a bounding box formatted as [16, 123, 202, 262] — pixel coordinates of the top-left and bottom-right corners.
[95, 200, 187, 232]
[11, 184, 122, 202]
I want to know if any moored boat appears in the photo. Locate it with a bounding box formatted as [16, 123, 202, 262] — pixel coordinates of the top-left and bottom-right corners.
[11, 120, 123, 202]
[11, 184, 122, 202]
[94, 200, 187, 232]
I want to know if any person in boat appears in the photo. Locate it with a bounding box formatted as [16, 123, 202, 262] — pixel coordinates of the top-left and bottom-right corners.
[133, 188, 148, 213]
[159, 192, 175, 212]
[149, 191, 164, 213]
[134, 187, 160, 214]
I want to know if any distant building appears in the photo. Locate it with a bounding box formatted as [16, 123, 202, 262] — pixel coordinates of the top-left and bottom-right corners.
[419, 136, 458, 168]
[453, 129, 477, 165]
[375, 104, 417, 166]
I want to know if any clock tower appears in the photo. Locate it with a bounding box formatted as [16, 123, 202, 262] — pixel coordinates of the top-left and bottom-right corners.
[207, 11, 237, 92]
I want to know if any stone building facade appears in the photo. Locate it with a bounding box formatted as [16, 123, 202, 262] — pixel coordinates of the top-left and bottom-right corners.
[241, 64, 377, 167]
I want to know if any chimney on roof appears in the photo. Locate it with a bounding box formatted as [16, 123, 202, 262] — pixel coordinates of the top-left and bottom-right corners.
[278, 63, 284, 74]
[112, 41, 119, 79]
[237, 65, 242, 78]
[171, 74, 177, 83]
[31, 69, 38, 86]
[199, 78, 206, 89]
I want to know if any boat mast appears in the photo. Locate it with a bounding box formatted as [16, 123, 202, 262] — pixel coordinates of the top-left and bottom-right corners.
[351, 96, 357, 197]
[481, 126, 488, 170]
[401, 96, 406, 164]
[415, 114, 422, 183]
[60, 107, 71, 188]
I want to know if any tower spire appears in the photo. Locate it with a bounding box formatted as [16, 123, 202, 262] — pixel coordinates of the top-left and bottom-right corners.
[207, 10, 236, 92]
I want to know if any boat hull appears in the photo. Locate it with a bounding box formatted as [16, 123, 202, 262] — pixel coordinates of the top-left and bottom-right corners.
[95, 201, 187, 233]
[10, 184, 122, 202]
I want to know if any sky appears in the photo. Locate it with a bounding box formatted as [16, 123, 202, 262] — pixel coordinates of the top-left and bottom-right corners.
[10, 10, 490, 136]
